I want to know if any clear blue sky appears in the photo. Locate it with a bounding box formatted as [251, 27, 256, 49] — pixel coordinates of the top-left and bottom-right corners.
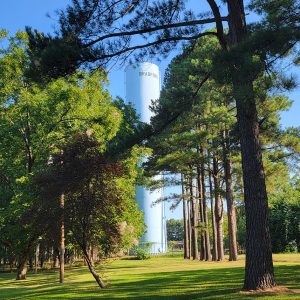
[1, 1, 299, 219]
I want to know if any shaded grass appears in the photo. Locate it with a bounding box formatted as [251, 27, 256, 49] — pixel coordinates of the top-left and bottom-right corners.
[0, 253, 299, 299]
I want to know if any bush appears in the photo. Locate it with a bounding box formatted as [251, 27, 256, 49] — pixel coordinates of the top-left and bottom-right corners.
[284, 240, 298, 253]
[135, 248, 150, 260]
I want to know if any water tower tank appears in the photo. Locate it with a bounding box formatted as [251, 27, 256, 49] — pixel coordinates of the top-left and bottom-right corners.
[125, 62, 167, 253]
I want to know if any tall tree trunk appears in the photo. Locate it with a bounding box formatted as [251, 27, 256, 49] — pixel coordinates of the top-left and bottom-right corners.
[209, 166, 218, 261]
[59, 193, 65, 284]
[213, 157, 224, 261]
[227, 0, 275, 290]
[82, 248, 106, 288]
[181, 174, 190, 259]
[236, 91, 274, 289]
[222, 129, 238, 261]
[186, 185, 192, 259]
[200, 151, 212, 261]
[197, 166, 206, 261]
[189, 176, 199, 260]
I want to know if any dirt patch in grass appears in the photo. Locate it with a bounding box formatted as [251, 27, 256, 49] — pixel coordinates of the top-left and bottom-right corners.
[240, 286, 300, 295]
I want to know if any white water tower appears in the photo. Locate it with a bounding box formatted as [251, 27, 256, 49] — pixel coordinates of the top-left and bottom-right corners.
[125, 62, 167, 253]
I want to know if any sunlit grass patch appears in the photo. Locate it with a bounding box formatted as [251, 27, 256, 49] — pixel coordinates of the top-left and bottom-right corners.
[0, 253, 299, 299]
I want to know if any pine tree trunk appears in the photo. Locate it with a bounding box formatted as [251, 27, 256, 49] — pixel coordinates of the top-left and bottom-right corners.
[59, 193, 65, 284]
[186, 185, 192, 259]
[209, 167, 218, 261]
[227, 0, 275, 290]
[189, 176, 199, 260]
[235, 91, 274, 289]
[182, 174, 190, 259]
[222, 129, 238, 261]
[213, 157, 224, 261]
[197, 166, 206, 261]
[200, 155, 212, 261]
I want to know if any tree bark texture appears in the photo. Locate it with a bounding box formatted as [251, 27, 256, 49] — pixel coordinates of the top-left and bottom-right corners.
[236, 91, 274, 289]
[226, 0, 275, 289]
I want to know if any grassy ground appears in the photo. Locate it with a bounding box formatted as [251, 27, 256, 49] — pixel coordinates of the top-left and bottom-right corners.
[0, 253, 299, 300]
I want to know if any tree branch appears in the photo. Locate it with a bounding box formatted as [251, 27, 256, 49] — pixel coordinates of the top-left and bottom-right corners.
[95, 32, 219, 61]
[84, 17, 228, 47]
[206, 0, 228, 49]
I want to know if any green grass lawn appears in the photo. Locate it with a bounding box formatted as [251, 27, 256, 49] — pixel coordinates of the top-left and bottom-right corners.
[0, 253, 299, 300]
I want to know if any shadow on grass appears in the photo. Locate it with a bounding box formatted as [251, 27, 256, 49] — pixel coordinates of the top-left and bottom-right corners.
[0, 264, 299, 299]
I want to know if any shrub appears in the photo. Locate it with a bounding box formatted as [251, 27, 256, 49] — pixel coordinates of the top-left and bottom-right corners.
[284, 240, 298, 253]
[136, 248, 150, 260]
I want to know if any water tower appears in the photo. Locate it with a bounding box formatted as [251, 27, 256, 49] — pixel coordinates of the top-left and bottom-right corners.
[125, 62, 167, 253]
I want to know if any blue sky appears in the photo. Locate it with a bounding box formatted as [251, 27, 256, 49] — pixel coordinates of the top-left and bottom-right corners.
[1, 1, 299, 219]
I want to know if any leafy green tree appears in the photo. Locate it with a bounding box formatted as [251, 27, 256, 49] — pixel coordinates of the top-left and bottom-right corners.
[167, 219, 184, 241]
[0, 32, 124, 280]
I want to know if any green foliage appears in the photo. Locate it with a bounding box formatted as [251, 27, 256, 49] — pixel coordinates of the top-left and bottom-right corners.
[167, 219, 184, 241]
[237, 180, 300, 253]
[135, 248, 151, 260]
[0, 32, 144, 273]
[36, 134, 144, 258]
[150, 33, 300, 259]
[268, 179, 300, 253]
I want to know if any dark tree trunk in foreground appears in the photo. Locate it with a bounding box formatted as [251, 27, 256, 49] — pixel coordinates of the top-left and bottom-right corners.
[82, 248, 106, 288]
[222, 129, 238, 261]
[209, 167, 218, 261]
[182, 174, 190, 259]
[212, 157, 224, 261]
[226, 0, 275, 290]
[59, 193, 65, 284]
[235, 89, 274, 289]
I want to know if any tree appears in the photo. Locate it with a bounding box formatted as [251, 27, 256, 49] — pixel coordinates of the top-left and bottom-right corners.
[35, 133, 144, 288]
[25, 0, 300, 290]
[167, 219, 184, 241]
[148, 35, 239, 262]
[0, 32, 125, 280]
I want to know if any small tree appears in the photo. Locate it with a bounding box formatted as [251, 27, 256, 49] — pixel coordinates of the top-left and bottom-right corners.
[36, 134, 144, 288]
